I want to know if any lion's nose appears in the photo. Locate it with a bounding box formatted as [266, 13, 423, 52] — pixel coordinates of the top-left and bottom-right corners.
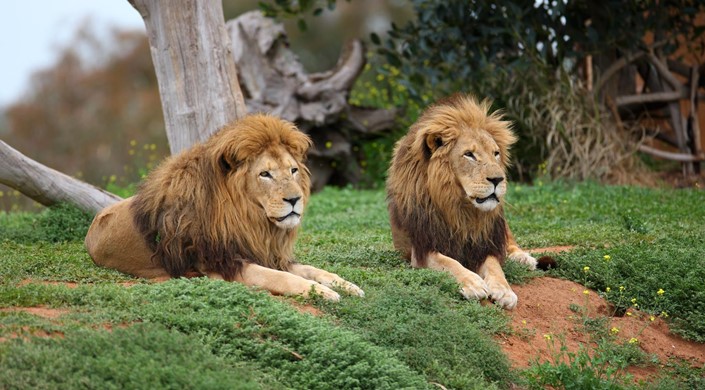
[283, 196, 301, 206]
[487, 177, 504, 187]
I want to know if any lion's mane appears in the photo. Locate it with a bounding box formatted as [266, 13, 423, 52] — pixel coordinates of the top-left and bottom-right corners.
[386, 95, 517, 272]
[131, 114, 312, 280]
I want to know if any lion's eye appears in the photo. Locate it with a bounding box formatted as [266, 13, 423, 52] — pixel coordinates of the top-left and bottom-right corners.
[464, 151, 476, 160]
[291, 167, 298, 174]
[259, 171, 272, 179]
[494, 151, 500, 159]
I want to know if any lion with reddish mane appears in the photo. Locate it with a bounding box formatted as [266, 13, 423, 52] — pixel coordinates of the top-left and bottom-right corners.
[386, 95, 536, 309]
[85, 114, 363, 301]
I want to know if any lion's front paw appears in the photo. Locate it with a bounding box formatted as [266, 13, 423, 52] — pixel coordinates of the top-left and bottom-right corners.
[508, 250, 537, 270]
[332, 280, 365, 297]
[486, 280, 518, 310]
[458, 273, 489, 301]
[307, 283, 341, 302]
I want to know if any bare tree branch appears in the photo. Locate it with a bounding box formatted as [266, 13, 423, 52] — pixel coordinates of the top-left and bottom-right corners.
[638, 144, 705, 162]
[0, 141, 121, 214]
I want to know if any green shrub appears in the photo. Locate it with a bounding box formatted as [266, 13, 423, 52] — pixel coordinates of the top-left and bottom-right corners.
[0, 323, 263, 390]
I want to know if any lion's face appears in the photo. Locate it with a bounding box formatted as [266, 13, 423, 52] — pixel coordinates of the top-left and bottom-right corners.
[247, 148, 307, 230]
[448, 128, 507, 212]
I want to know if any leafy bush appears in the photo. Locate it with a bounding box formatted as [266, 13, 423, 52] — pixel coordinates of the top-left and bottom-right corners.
[0, 203, 93, 243]
[0, 324, 263, 390]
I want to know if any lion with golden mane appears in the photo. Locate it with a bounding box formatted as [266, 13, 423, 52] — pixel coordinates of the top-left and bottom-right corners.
[386, 95, 536, 309]
[85, 114, 363, 301]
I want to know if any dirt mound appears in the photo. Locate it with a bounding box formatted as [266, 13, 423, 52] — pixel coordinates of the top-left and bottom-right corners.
[499, 276, 704, 380]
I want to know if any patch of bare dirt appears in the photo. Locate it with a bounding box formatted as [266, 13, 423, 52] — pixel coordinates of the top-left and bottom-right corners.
[0, 306, 70, 320]
[499, 277, 705, 382]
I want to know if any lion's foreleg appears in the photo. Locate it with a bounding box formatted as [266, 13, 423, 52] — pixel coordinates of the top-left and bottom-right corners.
[478, 256, 517, 309]
[506, 224, 537, 269]
[225, 262, 342, 301]
[288, 263, 364, 297]
[413, 249, 489, 300]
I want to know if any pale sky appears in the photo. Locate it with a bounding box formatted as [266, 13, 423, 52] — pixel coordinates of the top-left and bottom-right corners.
[0, 1, 144, 108]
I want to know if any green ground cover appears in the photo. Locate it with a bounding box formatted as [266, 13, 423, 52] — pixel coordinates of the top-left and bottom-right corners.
[0, 182, 703, 389]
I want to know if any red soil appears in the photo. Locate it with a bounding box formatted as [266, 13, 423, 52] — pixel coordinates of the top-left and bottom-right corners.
[499, 276, 705, 382]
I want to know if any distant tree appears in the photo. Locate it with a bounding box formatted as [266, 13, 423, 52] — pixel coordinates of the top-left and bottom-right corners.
[0, 0, 247, 213]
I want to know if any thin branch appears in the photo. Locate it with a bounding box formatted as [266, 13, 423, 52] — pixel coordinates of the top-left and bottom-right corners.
[615, 90, 684, 106]
[638, 144, 705, 162]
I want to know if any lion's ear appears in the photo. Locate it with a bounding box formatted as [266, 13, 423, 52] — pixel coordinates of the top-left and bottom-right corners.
[286, 130, 313, 161]
[217, 147, 241, 175]
[424, 134, 444, 157]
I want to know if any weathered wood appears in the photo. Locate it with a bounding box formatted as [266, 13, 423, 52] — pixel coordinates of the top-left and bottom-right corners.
[638, 144, 705, 162]
[615, 90, 685, 106]
[227, 11, 398, 190]
[129, 0, 247, 154]
[689, 65, 702, 172]
[0, 141, 122, 214]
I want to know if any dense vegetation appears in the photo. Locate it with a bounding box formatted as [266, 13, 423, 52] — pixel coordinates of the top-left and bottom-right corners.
[1, 183, 703, 388]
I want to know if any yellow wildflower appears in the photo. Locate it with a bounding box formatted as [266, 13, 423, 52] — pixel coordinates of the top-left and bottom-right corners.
[657, 289, 665, 296]
[628, 338, 638, 344]
[610, 327, 619, 334]
[583, 266, 590, 273]
[606, 287, 611, 292]
[583, 290, 590, 295]
[543, 334, 552, 340]
[626, 311, 632, 316]
[603, 255, 611, 260]
[649, 315, 655, 322]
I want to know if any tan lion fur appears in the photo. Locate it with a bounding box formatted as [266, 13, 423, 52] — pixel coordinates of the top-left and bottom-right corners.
[85, 115, 366, 300]
[129, 114, 311, 280]
[387, 94, 535, 307]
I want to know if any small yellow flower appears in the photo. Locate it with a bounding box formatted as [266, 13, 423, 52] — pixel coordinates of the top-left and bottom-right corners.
[649, 315, 655, 322]
[325, 141, 333, 149]
[628, 338, 638, 344]
[606, 287, 611, 292]
[543, 334, 552, 340]
[619, 286, 625, 292]
[150, 144, 157, 151]
[583, 266, 590, 273]
[130, 139, 137, 146]
[626, 311, 632, 316]
[660, 311, 669, 318]
[522, 320, 527, 325]
[583, 289, 590, 295]
[109, 175, 117, 183]
[610, 327, 619, 334]
[631, 298, 637, 304]
[603, 255, 611, 260]
[657, 289, 665, 296]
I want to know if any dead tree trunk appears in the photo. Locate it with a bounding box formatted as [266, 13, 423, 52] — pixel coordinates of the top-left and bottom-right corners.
[129, 0, 247, 154]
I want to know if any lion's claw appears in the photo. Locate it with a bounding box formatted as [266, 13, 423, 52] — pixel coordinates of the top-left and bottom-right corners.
[459, 274, 490, 300]
[308, 283, 341, 302]
[486, 280, 518, 310]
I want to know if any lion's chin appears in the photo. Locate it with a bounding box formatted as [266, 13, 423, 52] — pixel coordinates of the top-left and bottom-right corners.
[470, 194, 500, 212]
[272, 214, 301, 230]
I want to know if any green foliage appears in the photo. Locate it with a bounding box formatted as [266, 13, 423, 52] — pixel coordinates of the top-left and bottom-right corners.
[0, 183, 704, 388]
[0, 203, 93, 243]
[0, 324, 263, 390]
[323, 270, 512, 389]
[377, 0, 705, 99]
